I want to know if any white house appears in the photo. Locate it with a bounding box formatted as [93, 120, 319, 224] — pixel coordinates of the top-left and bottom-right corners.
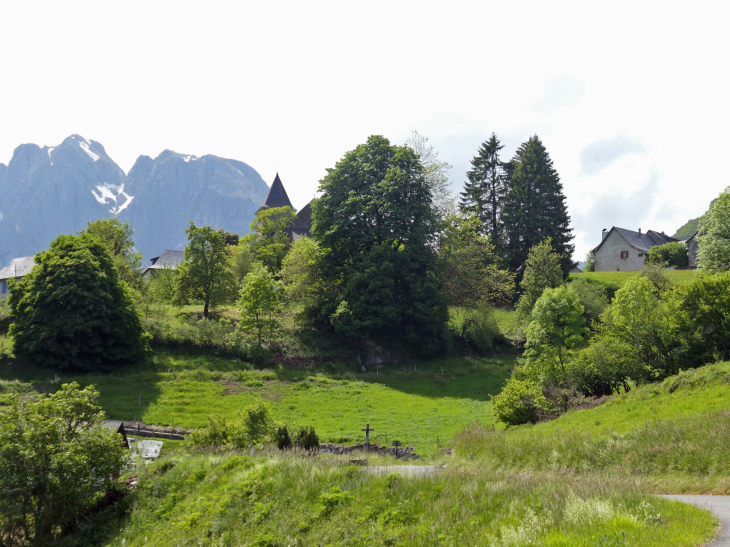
[592, 227, 676, 272]
[0, 256, 36, 299]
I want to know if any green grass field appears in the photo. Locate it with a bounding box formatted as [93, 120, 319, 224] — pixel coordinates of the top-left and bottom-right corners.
[569, 270, 696, 296]
[455, 361, 730, 493]
[67, 451, 717, 547]
[0, 348, 515, 455]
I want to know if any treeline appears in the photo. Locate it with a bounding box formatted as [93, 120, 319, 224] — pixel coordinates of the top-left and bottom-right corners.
[492, 189, 730, 425]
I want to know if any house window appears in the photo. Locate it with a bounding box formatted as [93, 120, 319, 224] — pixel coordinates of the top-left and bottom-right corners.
[0, 281, 6, 294]
[638, 253, 644, 257]
[620, 251, 629, 259]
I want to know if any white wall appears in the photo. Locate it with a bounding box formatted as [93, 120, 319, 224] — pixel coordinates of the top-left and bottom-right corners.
[594, 230, 647, 271]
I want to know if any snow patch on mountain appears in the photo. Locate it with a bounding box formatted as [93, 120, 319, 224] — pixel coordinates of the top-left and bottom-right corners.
[91, 183, 134, 214]
[78, 139, 99, 161]
[183, 155, 197, 162]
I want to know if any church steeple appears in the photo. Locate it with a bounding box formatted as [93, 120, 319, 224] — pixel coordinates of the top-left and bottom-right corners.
[257, 173, 294, 213]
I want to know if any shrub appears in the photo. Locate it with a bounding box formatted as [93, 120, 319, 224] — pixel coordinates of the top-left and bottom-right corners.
[232, 401, 277, 446]
[566, 277, 607, 322]
[276, 426, 292, 450]
[567, 336, 639, 397]
[491, 378, 550, 426]
[646, 241, 688, 268]
[448, 302, 501, 353]
[0, 383, 127, 546]
[190, 401, 277, 448]
[295, 426, 320, 450]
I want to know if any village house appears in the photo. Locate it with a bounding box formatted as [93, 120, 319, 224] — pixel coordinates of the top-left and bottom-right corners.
[257, 173, 313, 241]
[142, 249, 185, 278]
[592, 227, 676, 272]
[0, 256, 36, 299]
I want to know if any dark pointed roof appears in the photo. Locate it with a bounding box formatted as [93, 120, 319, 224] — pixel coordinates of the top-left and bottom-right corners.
[257, 173, 293, 212]
[593, 227, 677, 254]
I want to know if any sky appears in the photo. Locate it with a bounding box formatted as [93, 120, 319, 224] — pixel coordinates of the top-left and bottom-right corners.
[1, 1, 729, 261]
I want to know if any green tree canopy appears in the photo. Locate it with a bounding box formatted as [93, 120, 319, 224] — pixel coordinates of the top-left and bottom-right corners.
[459, 133, 507, 247]
[0, 383, 127, 546]
[9, 234, 149, 370]
[646, 241, 688, 268]
[438, 213, 514, 307]
[405, 131, 454, 220]
[238, 264, 285, 345]
[524, 285, 587, 382]
[242, 206, 297, 273]
[280, 236, 322, 305]
[515, 238, 564, 318]
[80, 218, 143, 288]
[698, 187, 730, 273]
[501, 136, 575, 276]
[602, 276, 663, 376]
[311, 135, 447, 354]
[173, 222, 236, 319]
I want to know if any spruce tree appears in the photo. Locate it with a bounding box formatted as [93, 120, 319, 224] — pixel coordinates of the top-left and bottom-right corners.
[501, 135, 575, 277]
[459, 133, 507, 246]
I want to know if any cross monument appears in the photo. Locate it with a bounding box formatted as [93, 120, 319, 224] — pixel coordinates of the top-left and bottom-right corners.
[362, 423, 374, 450]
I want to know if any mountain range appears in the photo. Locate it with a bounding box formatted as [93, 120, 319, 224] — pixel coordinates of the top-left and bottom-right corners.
[0, 135, 270, 268]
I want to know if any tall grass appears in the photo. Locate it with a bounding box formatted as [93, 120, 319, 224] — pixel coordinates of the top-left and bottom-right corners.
[66, 450, 716, 547]
[456, 409, 730, 477]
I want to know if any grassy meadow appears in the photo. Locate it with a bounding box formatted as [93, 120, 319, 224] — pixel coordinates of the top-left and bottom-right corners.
[0, 346, 515, 455]
[455, 360, 730, 493]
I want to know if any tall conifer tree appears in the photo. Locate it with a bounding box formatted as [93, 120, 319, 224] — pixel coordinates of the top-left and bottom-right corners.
[459, 133, 507, 247]
[501, 135, 575, 277]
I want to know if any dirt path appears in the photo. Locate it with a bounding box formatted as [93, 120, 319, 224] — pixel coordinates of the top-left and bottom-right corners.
[661, 495, 730, 546]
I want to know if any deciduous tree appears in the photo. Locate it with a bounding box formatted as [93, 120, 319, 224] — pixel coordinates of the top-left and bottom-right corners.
[524, 286, 587, 381]
[242, 206, 297, 273]
[238, 264, 284, 345]
[405, 131, 454, 220]
[80, 218, 143, 289]
[515, 239, 564, 318]
[698, 187, 730, 273]
[174, 222, 236, 319]
[0, 383, 127, 546]
[9, 234, 149, 370]
[311, 135, 447, 354]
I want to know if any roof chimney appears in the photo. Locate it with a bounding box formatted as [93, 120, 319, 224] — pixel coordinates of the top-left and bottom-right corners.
[638, 228, 642, 235]
[602, 228, 608, 240]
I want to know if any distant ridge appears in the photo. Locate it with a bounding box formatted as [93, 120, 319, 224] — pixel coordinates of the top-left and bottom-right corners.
[0, 135, 270, 267]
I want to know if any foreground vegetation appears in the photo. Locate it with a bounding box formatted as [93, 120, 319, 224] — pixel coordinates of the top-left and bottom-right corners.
[458, 360, 730, 493]
[68, 450, 716, 547]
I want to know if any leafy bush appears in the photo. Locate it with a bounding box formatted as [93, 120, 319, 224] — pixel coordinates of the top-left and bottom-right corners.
[448, 303, 501, 353]
[567, 336, 639, 397]
[491, 378, 550, 426]
[524, 286, 587, 384]
[646, 241, 688, 268]
[566, 277, 607, 322]
[276, 425, 292, 449]
[295, 425, 320, 450]
[190, 401, 277, 448]
[0, 383, 127, 546]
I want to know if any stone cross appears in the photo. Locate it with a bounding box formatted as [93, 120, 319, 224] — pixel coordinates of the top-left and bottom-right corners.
[362, 423, 374, 448]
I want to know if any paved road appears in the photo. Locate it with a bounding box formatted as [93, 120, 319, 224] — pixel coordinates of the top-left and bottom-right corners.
[365, 465, 443, 476]
[661, 495, 730, 546]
